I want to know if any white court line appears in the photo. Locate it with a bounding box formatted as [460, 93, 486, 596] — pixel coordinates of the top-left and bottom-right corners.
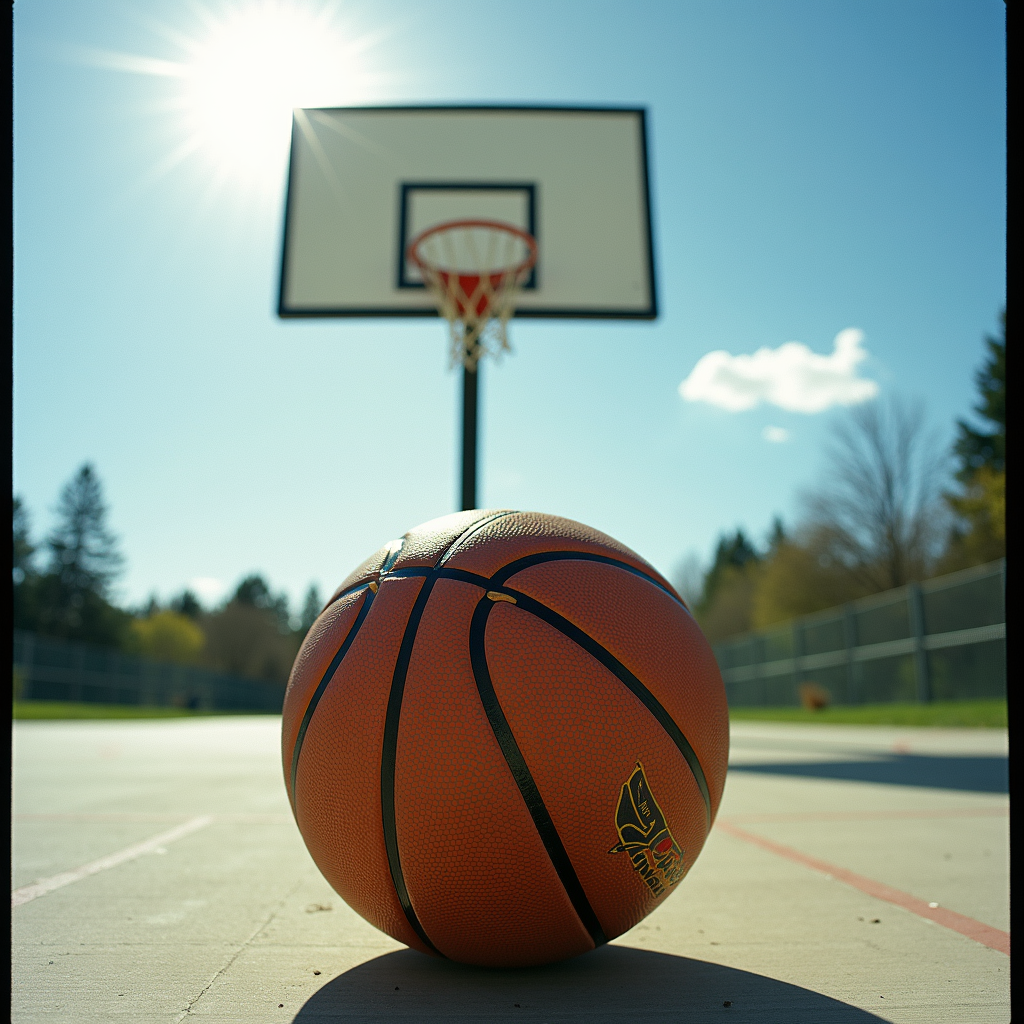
[11, 815, 213, 908]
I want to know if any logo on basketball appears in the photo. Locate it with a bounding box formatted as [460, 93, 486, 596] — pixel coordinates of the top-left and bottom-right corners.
[609, 762, 685, 896]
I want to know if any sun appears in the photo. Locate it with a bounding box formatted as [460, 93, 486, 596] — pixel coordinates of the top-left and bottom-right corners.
[85, 1, 381, 196]
[179, 3, 372, 190]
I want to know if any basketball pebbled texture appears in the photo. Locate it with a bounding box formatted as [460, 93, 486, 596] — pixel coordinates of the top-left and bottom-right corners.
[282, 510, 729, 967]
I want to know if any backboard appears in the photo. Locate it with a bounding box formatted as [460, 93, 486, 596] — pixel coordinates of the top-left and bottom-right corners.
[278, 106, 657, 320]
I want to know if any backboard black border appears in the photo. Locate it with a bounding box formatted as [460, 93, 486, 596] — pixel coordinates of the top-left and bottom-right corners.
[277, 104, 658, 321]
[396, 182, 538, 291]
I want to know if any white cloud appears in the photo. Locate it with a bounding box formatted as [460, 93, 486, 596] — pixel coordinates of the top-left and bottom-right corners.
[190, 577, 227, 604]
[679, 328, 879, 413]
[761, 426, 790, 443]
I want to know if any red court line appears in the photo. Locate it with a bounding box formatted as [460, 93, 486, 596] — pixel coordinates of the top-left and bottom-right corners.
[723, 808, 1008, 824]
[716, 820, 1010, 956]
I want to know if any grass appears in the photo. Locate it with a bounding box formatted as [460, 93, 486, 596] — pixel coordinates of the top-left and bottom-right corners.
[12, 700, 278, 720]
[729, 698, 1007, 728]
[14, 698, 1004, 727]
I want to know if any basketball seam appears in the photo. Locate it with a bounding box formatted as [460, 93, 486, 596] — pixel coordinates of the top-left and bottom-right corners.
[325, 544, 679, 612]
[372, 512, 516, 956]
[321, 511, 512, 610]
[495, 586, 713, 830]
[293, 530, 707, 961]
[380, 575, 443, 956]
[289, 586, 375, 806]
[491, 551, 685, 609]
[437, 509, 519, 565]
[468, 595, 608, 949]
[404, 560, 710, 824]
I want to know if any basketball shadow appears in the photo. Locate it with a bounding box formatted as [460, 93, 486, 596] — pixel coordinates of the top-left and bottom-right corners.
[291, 944, 885, 1023]
[730, 753, 1008, 793]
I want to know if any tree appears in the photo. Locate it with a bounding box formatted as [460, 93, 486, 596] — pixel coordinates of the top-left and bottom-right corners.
[940, 314, 1006, 570]
[299, 584, 323, 634]
[47, 464, 124, 599]
[198, 573, 300, 683]
[16, 466, 132, 645]
[201, 603, 299, 683]
[233, 573, 290, 632]
[765, 516, 787, 555]
[697, 530, 760, 613]
[941, 467, 1005, 570]
[692, 529, 762, 642]
[752, 528, 869, 629]
[671, 553, 704, 609]
[169, 589, 203, 619]
[126, 610, 205, 664]
[13, 496, 35, 583]
[953, 311, 1005, 479]
[694, 564, 761, 642]
[14, 496, 43, 632]
[802, 398, 947, 591]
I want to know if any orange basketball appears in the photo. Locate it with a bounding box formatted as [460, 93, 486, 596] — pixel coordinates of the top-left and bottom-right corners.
[282, 510, 729, 967]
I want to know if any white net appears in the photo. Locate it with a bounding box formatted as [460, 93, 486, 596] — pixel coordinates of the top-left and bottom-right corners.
[409, 221, 537, 371]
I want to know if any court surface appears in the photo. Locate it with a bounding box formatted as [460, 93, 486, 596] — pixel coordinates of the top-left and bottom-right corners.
[11, 716, 1009, 1023]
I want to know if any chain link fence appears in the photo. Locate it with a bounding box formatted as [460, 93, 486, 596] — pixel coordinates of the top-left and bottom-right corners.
[713, 559, 1005, 707]
[13, 630, 285, 712]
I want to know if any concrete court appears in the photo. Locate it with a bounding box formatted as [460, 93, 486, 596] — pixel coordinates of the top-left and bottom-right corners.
[11, 716, 1009, 1023]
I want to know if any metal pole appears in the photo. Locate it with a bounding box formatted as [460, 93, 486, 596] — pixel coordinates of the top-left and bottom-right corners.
[461, 359, 479, 511]
[843, 603, 857, 704]
[908, 582, 931, 702]
[792, 619, 804, 706]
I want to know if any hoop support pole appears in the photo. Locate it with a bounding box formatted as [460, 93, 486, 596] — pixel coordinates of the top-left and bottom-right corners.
[461, 358, 478, 511]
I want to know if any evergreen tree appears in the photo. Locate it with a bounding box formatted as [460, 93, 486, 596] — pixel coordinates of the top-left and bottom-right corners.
[13, 496, 42, 632]
[299, 584, 323, 635]
[13, 496, 35, 584]
[232, 573, 290, 631]
[47, 464, 124, 599]
[22, 465, 131, 645]
[698, 529, 760, 613]
[953, 311, 1005, 479]
[766, 516, 787, 554]
[170, 589, 203, 619]
[940, 312, 1006, 570]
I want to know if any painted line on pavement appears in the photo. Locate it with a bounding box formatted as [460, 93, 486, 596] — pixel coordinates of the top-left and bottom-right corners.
[723, 807, 1008, 824]
[11, 815, 213, 908]
[14, 812, 293, 824]
[717, 820, 1010, 956]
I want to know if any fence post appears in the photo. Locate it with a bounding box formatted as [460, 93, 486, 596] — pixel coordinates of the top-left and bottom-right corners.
[843, 603, 857, 704]
[20, 633, 35, 700]
[792, 619, 803, 704]
[75, 642, 85, 703]
[908, 582, 931, 703]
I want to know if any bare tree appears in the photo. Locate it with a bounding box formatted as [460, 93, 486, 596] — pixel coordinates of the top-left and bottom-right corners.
[802, 398, 949, 591]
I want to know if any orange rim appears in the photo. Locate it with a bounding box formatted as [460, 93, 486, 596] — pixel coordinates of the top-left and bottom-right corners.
[406, 219, 538, 278]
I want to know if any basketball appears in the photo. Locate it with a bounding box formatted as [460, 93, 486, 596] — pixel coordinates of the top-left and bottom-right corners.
[282, 510, 729, 967]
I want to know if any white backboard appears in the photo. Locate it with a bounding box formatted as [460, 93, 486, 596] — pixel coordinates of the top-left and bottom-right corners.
[278, 106, 657, 319]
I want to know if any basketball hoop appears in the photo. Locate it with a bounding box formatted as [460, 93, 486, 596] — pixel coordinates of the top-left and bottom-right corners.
[407, 219, 538, 371]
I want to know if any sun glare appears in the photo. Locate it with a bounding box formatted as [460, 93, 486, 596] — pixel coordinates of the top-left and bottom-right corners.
[182, 4, 367, 189]
[88, 2, 380, 196]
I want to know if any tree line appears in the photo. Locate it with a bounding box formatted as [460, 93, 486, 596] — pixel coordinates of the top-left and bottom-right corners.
[13, 473, 323, 685]
[679, 314, 1005, 643]
[14, 315, 1005, 664]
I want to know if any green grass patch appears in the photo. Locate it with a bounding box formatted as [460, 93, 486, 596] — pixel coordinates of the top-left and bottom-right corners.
[729, 698, 1006, 728]
[12, 700, 278, 720]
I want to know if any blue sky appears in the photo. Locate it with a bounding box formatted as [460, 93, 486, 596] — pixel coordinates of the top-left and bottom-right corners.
[13, 0, 1006, 614]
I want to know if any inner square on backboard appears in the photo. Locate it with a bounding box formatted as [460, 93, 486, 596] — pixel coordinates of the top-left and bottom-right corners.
[397, 183, 538, 290]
